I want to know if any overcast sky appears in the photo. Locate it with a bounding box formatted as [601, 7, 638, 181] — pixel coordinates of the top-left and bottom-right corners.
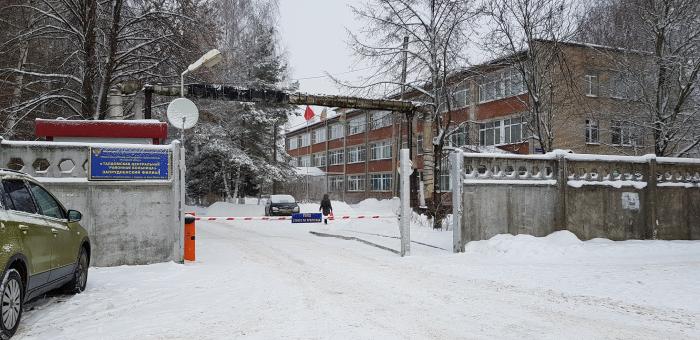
[278, 1, 369, 96]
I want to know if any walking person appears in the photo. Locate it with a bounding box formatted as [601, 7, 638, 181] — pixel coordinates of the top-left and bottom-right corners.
[319, 194, 333, 225]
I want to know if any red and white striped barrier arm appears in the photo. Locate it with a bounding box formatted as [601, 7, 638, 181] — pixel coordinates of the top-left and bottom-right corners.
[194, 215, 396, 221]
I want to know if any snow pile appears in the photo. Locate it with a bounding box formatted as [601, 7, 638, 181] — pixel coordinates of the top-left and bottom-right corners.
[298, 200, 354, 214]
[465, 231, 584, 259]
[352, 197, 400, 215]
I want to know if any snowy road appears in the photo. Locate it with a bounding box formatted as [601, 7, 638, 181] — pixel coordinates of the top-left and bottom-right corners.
[15, 217, 700, 339]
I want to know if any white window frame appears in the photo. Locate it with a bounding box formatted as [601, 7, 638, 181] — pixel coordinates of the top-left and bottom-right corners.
[328, 149, 344, 165]
[346, 175, 365, 192]
[300, 155, 311, 167]
[478, 67, 525, 103]
[585, 119, 599, 144]
[300, 133, 311, 147]
[347, 116, 366, 135]
[584, 74, 599, 97]
[329, 123, 344, 140]
[610, 120, 641, 146]
[329, 175, 344, 192]
[312, 153, 326, 167]
[346, 145, 366, 164]
[447, 125, 469, 147]
[312, 128, 326, 144]
[370, 111, 392, 130]
[479, 117, 523, 146]
[416, 134, 424, 155]
[288, 137, 298, 150]
[370, 140, 392, 160]
[438, 157, 451, 192]
[370, 173, 392, 192]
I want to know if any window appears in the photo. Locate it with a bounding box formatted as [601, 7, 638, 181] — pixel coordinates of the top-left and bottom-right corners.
[329, 176, 344, 192]
[447, 125, 469, 147]
[2, 180, 37, 214]
[328, 149, 344, 165]
[312, 153, 326, 167]
[312, 128, 326, 144]
[611, 120, 641, 146]
[370, 173, 392, 192]
[29, 182, 65, 219]
[347, 116, 366, 135]
[454, 88, 470, 109]
[347, 146, 366, 163]
[370, 111, 392, 130]
[585, 119, 599, 144]
[609, 72, 635, 99]
[299, 155, 311, 167]
[478, 67, 525, 103]
[416, 134, 424, 154]
[479, 117, 523, 146]
[347, 175, 365, 192]
[288, 137, 298, 150]
[300, 133, 311, 147]
[438, 157, 451, 192]
[329, 123, 344, 140]
[584, 74, 599, 97]
[370, 140, 392, 160]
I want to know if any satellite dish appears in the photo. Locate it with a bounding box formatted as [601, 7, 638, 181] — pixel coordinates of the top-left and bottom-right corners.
[167, 98, 199, 130]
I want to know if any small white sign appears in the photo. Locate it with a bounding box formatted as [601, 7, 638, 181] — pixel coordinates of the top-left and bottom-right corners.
[621, 192, 640, 210]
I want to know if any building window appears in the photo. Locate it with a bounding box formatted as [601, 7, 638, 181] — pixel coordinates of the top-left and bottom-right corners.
[611, 120, 641, 146]
[370, 173, 392, 192]
[347, 175, 365, 192]
[585, 119, 599, 144]
[347, 115, 366, 135]
[328, 149, 344, 165]
[478, 67, 525, 103]
[447, 125, 469, 147]
[438, 157, 451, 192]
[454, 88, 470, 109]
[328, 175, 344, 192]
[584, 74, 599, 97]
[479, 117, 523, 146]
[312, 128, 326, 144]
[288, 137, 298, 150]
[300, 133, 311, 147]
[312, 153, 326, 167]
[300, 155, 311, 167]
[370, 111, 392, 130]
[347, 145, 366, 163]
[370, 140, 392, 160]
[416, 134, 424, 154]
[329, 123, 344, 140]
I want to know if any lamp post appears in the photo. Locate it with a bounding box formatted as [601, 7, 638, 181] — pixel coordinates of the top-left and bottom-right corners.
[180, 49, 223, 97]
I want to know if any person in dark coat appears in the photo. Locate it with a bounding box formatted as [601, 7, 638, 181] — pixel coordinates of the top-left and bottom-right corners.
[319, 194, 333, 224]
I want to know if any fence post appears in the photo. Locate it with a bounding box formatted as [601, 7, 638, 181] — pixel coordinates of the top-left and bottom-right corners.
[556, 153, 568, 230]
[400, 148, 411, 257]
[646, 155, 658, 239]
[450, 150, 464, 253]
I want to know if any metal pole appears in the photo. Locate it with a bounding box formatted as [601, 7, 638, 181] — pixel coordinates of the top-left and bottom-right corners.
[450, 150, 463, 252]
[180, 70, 188, 97]
[400, 148, 411, 256]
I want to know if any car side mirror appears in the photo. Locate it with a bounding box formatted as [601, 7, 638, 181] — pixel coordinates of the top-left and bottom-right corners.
[67, 210, 82, 222]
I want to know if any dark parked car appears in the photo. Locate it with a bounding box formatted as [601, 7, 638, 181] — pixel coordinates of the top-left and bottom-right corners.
[264, 195, 300, 216]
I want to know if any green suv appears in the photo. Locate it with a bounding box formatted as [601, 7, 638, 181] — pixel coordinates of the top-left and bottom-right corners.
[0, 169, 90, 338]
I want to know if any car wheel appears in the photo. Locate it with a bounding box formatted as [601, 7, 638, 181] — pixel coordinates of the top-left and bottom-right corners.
[65, 247, 89, 294]
[0, 269, 23, 339]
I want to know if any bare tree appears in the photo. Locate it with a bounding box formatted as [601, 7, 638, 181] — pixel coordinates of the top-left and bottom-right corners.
[578, 0, 700, 157]
[347, 0, 480, 228]
[484, 0, 581, 153]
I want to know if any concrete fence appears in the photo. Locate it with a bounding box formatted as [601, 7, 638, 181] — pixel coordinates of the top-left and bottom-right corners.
[450, 151, 700, 252]
[0, 139, 184, 266]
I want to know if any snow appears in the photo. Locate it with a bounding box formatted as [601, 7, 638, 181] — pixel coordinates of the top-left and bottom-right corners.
[14, 199, 700, 339]
[568, 179, 648, 189]
[293, 166, 326, 176]
[465, 179, 557, 185]
[0, 138, 175, 150]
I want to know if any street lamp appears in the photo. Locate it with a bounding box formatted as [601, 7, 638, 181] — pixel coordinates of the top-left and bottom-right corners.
[181, 49, 223, 97]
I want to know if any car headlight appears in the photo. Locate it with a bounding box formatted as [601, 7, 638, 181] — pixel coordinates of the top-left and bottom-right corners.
[272, 207, 279, 211]
[293, 206, 299, 212]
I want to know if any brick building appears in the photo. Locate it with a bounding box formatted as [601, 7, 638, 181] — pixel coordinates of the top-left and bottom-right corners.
[284, 41, 655, 203]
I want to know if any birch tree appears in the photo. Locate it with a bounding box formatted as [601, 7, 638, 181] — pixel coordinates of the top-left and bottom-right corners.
[348, 0, 480, 228]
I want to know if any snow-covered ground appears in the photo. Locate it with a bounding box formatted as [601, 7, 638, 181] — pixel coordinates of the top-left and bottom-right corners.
[15, 199, 700, 339]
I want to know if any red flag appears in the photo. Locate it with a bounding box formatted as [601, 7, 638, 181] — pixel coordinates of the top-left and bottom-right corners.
[304, 105, 315, 121]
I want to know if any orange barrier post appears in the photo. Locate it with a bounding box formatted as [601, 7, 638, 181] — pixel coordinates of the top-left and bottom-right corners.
[184, 212, 196, 262]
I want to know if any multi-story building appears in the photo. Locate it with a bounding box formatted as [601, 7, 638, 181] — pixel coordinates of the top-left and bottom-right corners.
[284, 41, 656, 203]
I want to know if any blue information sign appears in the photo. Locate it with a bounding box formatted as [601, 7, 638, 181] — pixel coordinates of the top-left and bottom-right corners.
[89, 147, 170, 180]
[291, 213, 323, 223]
